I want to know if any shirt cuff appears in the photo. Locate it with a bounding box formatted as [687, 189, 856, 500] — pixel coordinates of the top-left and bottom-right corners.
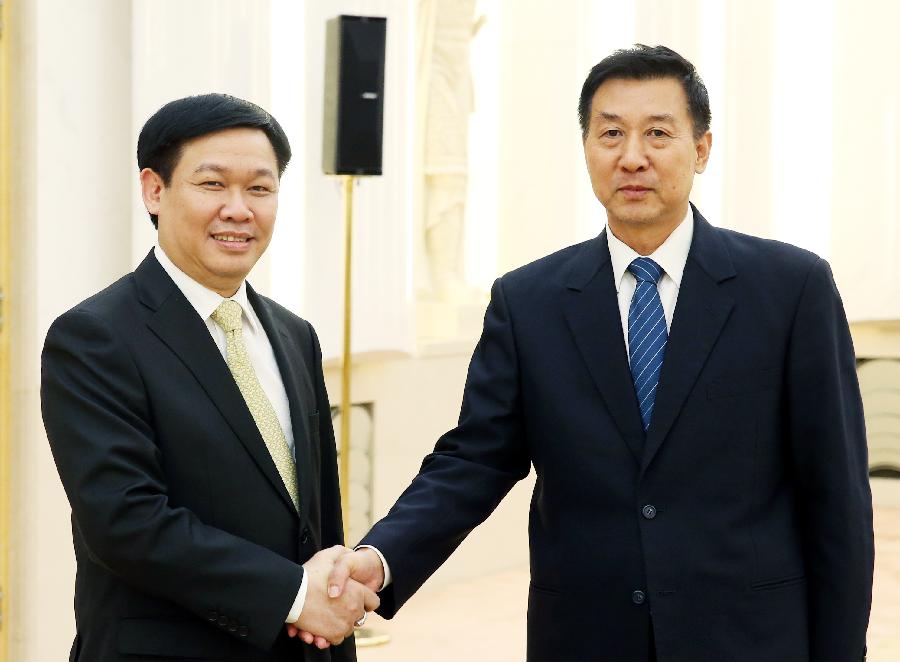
[355, 544, 392, 590]
[286, 571, 308, 623]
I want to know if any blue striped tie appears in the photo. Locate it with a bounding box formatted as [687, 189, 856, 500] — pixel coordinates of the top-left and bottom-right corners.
[627, 257, 667, 432]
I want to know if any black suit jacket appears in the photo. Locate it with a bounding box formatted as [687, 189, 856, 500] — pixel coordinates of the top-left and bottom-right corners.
[362, 208, 874, 662]
[41, 252, 355, 662]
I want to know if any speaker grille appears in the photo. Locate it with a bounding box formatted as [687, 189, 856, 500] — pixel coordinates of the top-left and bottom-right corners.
[322, 15, 387, 175]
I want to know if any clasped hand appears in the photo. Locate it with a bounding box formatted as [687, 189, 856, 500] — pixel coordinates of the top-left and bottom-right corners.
[287, 546, 385, 648]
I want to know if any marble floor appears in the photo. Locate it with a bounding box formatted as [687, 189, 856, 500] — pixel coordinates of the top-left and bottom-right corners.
[358, 479, 900, 662]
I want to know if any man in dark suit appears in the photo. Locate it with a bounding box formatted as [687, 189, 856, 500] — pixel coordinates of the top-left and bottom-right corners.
[41, 94, 377, 661]
[313, 45, 874, 661]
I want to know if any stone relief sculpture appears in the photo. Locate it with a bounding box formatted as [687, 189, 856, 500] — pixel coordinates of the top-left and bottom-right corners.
[416, 0, 485, 303]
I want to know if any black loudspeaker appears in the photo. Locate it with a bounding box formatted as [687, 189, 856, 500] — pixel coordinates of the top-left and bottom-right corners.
[322, 15, 387, 176]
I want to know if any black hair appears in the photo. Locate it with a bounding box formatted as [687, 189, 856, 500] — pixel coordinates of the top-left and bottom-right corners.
[137, 93, 291, 227]
[578, 44, 711, 141]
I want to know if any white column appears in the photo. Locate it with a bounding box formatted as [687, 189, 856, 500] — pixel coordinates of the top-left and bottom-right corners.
[633, 0, 704, 55]
[830, 0, 900, 322]
[9, 1, 133, 660]
[721, 1, 776, 237]
[498, 0, 585, 273]
[771, 0, 835, 259]
[464, 0, 502, 291]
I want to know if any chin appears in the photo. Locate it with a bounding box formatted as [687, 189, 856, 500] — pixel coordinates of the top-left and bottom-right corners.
[209, 257, 255, 280]
[610, 208, 660, 227]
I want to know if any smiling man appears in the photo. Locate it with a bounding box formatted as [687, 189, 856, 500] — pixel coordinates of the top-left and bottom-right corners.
[41, 94, 376, 661]
[316, 46, 874, 661]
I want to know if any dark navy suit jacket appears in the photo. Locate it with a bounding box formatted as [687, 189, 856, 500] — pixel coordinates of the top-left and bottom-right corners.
[42, 252, 355, 662]
[363, 208, 873, 662]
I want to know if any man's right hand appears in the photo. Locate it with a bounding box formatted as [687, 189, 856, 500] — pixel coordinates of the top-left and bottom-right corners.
[327, 547, 386, 596]
[289, 547, 387, 648]
[295, 546, 380, 647]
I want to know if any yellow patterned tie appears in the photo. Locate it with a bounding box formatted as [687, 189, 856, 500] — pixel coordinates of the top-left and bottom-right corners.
[211, 299, 299, 511]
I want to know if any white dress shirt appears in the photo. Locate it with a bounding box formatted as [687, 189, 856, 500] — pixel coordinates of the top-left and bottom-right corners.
[153, 246, 308, 623]
[607, 206, 694, 353]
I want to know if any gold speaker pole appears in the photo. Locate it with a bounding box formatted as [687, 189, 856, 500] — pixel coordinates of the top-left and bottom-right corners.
[338, 175, 354, 533]
[337, 176, 389, 648]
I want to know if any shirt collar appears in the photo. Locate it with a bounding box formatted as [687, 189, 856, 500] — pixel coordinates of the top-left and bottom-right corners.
[153, 244, 260, 333]
[607, 205, 694, 292]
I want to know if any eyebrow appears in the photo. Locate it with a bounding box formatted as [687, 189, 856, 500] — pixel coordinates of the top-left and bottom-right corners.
[594, 112, 677, 124]
[193, 163, 276, 179]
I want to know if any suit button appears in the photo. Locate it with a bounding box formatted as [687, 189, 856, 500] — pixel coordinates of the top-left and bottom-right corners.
[207, 610, 218, 622]
[218, 615, 228, 627]
[239, 625, 249, 638]
[300, 528, 311, 545]
[642, 505, 657, 520]
[632, 590, 646, 605]
[228, 620, 238, 633]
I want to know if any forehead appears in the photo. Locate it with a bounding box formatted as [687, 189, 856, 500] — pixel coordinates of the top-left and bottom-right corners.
[176, 127, 278, 170]
[590, 77, 691, 123]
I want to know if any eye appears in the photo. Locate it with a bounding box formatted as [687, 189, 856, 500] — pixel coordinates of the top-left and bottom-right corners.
[603, 129, 623, 138]
[201, 180, 224, 188]
[648, 129, 669, 138]
[250, 185, 274, 194]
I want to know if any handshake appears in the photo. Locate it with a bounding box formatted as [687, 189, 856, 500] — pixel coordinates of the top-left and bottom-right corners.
[287, 546, 386, 649]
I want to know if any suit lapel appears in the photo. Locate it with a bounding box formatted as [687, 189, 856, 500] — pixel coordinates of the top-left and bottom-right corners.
[562, 232, 646, 463]
[641, 210, 736, 472]
[135, 252, 299, 515]
[247, 285, 316, 522]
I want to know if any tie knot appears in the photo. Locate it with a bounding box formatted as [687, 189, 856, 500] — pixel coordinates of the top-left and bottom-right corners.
[211, 299, 243, 333]
[628, 257, 664, 284]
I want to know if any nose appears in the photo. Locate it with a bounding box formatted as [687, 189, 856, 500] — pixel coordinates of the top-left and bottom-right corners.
[220, 188, 253, 222]
[620, 134, 649, 172]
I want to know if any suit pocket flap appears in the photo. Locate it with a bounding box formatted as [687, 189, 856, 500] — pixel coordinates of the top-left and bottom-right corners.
[117, 617, 236, 658]
[528, 582, 562, 597]
[708, 368, 781, 399]
[750, 574, 806, 591]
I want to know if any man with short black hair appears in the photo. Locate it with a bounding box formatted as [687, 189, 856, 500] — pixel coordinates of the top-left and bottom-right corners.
[42, 93, 374, 661]
[317, 45, 874, 661]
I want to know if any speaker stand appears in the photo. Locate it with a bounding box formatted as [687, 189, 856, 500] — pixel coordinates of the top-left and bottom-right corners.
[338, 175, 390, 649]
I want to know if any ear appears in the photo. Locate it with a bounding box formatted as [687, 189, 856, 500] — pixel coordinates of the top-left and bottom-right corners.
[139, 168, 165, 216]
[694, 131, 712, 174]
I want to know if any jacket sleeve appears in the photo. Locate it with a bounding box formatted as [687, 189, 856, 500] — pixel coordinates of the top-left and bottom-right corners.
[361, 278, 532, 616]
[41, 308, 303, 652]
[786, 258, 873, 661]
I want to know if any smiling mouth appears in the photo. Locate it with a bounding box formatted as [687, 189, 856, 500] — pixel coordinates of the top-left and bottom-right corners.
[212, 234, 250, 243]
